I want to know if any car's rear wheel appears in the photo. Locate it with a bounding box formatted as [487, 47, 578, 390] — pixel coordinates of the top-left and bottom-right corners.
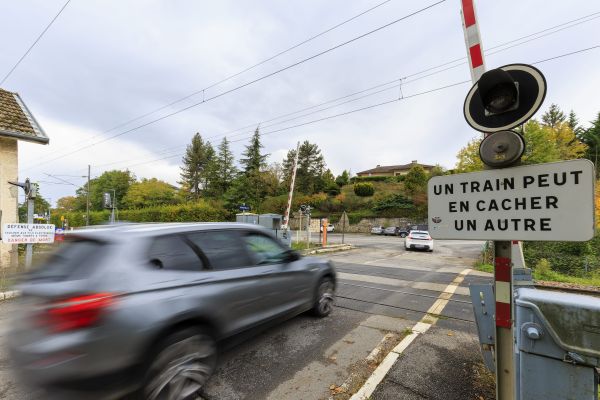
[312, 278, 334, 317]
[399, 233, 407, 238]
[143, 327, 217, 400]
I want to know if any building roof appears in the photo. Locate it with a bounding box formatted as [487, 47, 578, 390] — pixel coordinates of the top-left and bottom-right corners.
[0, 88, 48, 144]
[357, 161, 435, 175]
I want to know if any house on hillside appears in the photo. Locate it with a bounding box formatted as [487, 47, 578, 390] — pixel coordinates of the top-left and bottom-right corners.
[0, 88, 49, 266]
[356, 160, 434, 177]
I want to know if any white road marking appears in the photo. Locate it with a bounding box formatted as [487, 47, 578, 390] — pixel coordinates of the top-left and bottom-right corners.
[350, 268, 472, 400]
[338, 272, 470, 296]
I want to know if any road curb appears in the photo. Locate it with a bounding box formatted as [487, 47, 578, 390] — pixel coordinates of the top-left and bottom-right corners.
[0, 290, 20, 302]
[302, 244, 355, 255]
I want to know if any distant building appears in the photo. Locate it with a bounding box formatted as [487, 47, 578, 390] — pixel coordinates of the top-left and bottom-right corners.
[0, 88, 48, 267]
[356, 160, 435, 177]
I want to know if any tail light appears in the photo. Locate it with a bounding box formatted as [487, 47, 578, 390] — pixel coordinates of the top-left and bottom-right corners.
[39, 293, 117, 333]
[407, 235, 413, 239]
[426, 236, 432, 240]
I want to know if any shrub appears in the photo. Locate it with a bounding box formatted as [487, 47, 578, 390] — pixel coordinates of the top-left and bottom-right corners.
[354, 183, 375, 197]
[523, 234, 600, 277]
[534, 258, 553, 280]
[51, 201, 227, 227]
[372, 194, 414, 211]
[350, 176, 388, 183]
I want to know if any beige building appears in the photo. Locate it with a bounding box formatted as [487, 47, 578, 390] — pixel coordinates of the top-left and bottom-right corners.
[356, 160, 435, 177]
[0, 89, 48, 267]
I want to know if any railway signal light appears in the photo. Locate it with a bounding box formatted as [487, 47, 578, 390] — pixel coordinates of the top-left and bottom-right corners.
[464, 63, 547, 134]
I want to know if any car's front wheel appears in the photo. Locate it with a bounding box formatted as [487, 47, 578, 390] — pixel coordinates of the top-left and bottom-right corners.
[143, 327, 217, 400]
[312, 277, 335, 317]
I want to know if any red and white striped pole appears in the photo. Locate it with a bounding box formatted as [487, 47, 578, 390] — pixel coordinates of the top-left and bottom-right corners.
[460, 1, 516, 399]
[282, 142, 300, 231]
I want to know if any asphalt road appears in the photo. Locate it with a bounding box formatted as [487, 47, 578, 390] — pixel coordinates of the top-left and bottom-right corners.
[0, 234, 491, 400]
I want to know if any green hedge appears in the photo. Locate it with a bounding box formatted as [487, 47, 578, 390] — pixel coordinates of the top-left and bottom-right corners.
[523, 233, 600, 277]
[51, 201, 228, 228]
[350, 176, 388, 183]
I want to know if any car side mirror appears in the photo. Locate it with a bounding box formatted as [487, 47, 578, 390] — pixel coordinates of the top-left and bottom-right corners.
[284, 249, 300, 262]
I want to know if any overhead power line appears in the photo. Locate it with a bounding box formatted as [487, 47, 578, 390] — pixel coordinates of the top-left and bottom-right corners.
[0, 0, 72, 86]
[120, 43, 600, 170]
[23, 0, 447, 170]
[87, 40, 600, 174]
[28, 0, 398, 161]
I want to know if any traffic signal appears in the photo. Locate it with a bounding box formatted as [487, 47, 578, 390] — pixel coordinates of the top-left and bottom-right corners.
[463, 63, 547, 167]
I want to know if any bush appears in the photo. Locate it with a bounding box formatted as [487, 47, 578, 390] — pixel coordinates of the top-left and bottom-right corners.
[523, 234, 600, 277]
[350, 176, 388, 183]
[354, 183, 375, 197]
[51, 201, 227, 227]
[372, 194, 414, 211]
[534, 258, 553, 280]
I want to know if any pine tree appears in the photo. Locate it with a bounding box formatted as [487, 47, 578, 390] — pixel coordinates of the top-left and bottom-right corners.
[212, 137, 237, 196]
[179, 132, 213, 200]
[282, 141, 326, 194]
[581, 112, 600, 173]
[236, 127, 269, 210]
[567, 110, 581, 134]
[541, 104, 566, 129]
[240, 127, 268, 174]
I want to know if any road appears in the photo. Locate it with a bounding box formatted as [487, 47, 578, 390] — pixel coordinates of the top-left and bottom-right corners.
[0, 234, 493, 400]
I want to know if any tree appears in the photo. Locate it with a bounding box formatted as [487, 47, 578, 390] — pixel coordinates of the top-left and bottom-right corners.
[56, 196, 78, 212]
[18, 185, 50, 222]
[235, 127, 270, 210]
[455, 137, 484, 172]
[240, 127, 268, 174]
[210, 137, 237, 196]
[122, 178, 177, 209]
[541, 103, 566, 129]
[429, 164, 447, 178]
[455, 116, 587, 172]
[567, 110, 582, 135]
[179, 132, 214, 201]
[580, 112, 600, 173]
[335, 170, 350, 187]
[282, 141, 326, 194]
[404, 165, 428, 195]
[76, 170, 135, 211]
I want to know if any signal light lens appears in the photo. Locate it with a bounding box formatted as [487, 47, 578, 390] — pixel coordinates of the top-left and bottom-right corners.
[478, 68, 518, 114]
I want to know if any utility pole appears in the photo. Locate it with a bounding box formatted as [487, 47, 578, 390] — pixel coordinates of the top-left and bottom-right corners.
[86, 165, 90, 226]
[111, 189, 116, 224]
[282, 142, 300, 236]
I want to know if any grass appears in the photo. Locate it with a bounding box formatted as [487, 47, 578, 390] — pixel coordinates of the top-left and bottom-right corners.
[474, 261, 494, 274]
[473, 258, 600, 287]
[291, 241, 321, 251]
[533, 269, 600, 287]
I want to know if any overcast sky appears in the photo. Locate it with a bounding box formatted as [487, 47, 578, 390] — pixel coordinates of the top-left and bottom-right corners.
[1, 0, 599, 205]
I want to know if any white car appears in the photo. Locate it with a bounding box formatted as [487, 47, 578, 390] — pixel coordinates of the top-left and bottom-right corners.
[405, 230, 434, 252]
[320, 224, 335, 232]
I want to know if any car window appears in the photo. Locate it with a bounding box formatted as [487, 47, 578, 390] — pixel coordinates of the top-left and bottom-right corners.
[185, 230, 252, 270]
[243, 233, 287, 265]
[26, 238, 106, 281]
[148, 235, 203, 271]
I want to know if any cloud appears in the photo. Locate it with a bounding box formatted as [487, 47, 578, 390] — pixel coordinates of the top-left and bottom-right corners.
[2, 0, 599, 204]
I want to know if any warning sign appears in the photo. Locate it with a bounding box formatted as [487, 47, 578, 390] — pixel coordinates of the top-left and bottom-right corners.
[1, 224, 56, 244]
[428, 160, 596, 241]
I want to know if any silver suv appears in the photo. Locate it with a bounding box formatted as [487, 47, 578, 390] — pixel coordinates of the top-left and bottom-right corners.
[9, 223, 336, 400]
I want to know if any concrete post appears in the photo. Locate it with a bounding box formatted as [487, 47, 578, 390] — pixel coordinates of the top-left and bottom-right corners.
[0, 138, 18, 268]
